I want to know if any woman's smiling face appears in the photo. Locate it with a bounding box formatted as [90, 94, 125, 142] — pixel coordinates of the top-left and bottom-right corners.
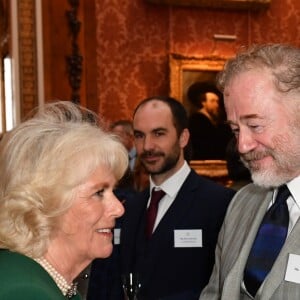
[57, 164, 125, 263]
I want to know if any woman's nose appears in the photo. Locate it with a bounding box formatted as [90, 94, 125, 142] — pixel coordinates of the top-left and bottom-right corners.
[111, 193, 125, 218]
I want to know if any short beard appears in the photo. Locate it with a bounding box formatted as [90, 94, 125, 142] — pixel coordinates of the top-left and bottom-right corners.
[240, 123, 300, 188]
[149, 151, 180, 175]
[141, 144, 181, 176]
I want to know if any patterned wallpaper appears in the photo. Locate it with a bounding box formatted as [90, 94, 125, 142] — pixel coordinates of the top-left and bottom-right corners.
[95, 0, 300, 123]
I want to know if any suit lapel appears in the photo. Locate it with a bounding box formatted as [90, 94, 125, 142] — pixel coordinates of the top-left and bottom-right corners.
[260, 217, 300, 299]
[222, 188, 273, 299]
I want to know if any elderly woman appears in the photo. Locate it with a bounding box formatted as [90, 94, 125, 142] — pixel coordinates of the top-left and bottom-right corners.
[0, 101, 128, 299]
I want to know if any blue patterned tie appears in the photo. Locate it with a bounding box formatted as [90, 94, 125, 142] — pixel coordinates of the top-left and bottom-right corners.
[244, 185, 290, 296]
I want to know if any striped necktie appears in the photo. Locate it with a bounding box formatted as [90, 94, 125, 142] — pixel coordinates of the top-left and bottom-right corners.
[244, 185, 290, 296]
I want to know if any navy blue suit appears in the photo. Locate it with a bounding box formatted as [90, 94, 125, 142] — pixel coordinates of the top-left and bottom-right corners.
[120, 169, 235, 300]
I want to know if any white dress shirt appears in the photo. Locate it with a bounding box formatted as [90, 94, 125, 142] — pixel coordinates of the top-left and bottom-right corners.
[281, 176, 300, 234]
[148, 161, 191, 232]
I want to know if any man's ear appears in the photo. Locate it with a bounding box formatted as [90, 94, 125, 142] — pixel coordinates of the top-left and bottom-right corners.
[179, 128, 190, 148]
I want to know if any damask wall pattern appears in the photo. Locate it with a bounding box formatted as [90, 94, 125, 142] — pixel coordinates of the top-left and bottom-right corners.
[95, 0, 170, 123]
[95, 0, 300, 123]
[251, 0, 300, 43]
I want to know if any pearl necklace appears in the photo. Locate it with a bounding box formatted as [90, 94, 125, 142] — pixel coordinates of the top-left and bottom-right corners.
[35, 258, 77, 298]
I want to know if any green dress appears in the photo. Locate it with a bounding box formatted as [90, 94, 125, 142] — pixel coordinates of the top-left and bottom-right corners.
[0, 249, 82, 300]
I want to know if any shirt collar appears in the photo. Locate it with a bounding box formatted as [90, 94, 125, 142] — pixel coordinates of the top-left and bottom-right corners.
[150, 161, 191, 198]
[286, 176, 300, 209]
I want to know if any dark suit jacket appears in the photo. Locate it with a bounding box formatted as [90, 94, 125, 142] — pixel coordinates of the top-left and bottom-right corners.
[120, 169, 235, 300]
[0, 249, 81, 299]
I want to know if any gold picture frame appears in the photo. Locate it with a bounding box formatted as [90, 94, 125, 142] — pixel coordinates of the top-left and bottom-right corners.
[169, 53, 227, 110]
[169, 53, 230, 182]
[189, 159, 229, 185]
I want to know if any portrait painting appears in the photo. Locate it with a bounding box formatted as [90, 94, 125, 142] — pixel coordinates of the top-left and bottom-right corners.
[169, 53, 233, 182]
[169, 53, 226, 116]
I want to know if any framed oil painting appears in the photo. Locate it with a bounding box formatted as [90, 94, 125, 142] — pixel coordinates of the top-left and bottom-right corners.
[169, 53, 228, 117]
[169, 53, 231, 183]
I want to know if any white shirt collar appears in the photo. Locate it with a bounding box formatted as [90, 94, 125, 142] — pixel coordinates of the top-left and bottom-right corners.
[286, 176, 300, 209]
[149, 161, 191, 198]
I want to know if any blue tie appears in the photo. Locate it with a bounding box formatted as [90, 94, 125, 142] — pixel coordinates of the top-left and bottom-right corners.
[244, 185, 290, 296]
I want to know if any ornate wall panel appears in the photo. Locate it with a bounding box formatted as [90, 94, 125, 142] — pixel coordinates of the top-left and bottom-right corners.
[145, 0, 271, 10]
[42, 0, 97, 112]
[250, 0, 300, 43]
[95, 0, 300, 123]
[18, 0, 38, 118]
[96, 0, 170, 122]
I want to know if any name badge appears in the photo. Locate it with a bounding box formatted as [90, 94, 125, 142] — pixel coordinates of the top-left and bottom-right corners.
[114, 228, 121, 245]
[285, 254, 300, 284]
[174, 229, 202, 248]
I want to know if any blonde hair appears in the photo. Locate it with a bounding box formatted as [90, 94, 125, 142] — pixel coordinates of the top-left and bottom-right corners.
[0, 101, 128, 258]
